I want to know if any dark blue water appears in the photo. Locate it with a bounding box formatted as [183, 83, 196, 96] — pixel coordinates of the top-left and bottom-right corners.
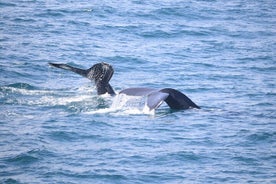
[1, 0, 275, 183]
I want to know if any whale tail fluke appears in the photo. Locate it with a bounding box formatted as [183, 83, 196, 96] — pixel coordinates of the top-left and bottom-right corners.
[160, 88, 200, 109]
[49, 62, 116, 96]
[49, 63, 88, 78]
[120, 87, 200, 110]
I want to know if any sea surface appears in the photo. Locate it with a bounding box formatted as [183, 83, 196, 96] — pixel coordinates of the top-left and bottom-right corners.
[0, 0, 275, 183]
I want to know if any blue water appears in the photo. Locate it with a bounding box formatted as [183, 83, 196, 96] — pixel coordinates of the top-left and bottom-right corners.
[1, 0, 275, 183]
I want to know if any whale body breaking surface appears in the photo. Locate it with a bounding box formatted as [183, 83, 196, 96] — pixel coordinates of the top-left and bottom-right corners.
[49, 62, 200, 112]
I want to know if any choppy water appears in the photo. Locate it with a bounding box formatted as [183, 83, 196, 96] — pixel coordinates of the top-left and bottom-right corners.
[1, 0, 275, 183]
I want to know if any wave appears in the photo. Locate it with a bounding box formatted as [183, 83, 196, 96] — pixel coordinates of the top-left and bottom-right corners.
[0, 83, 98, 108]
[0, 2, 16, 7]
[5, 83, 37, 90]
[0, 83, 52, 97]
[246, 132, 275, 143]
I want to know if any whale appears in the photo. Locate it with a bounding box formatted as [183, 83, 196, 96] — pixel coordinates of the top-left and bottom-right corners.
[49, 62, 200, 110]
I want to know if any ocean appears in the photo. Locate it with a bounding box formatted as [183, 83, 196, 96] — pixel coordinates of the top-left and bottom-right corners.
[0, 0, 275, 183]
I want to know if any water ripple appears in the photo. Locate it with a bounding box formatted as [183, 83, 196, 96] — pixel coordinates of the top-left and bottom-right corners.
[0, 0, 275, 183]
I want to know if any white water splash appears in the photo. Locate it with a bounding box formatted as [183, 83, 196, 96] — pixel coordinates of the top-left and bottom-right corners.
[1, 84, 156, 115]
[1, 84, 97, 107]
[86, 93, 155, 115]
